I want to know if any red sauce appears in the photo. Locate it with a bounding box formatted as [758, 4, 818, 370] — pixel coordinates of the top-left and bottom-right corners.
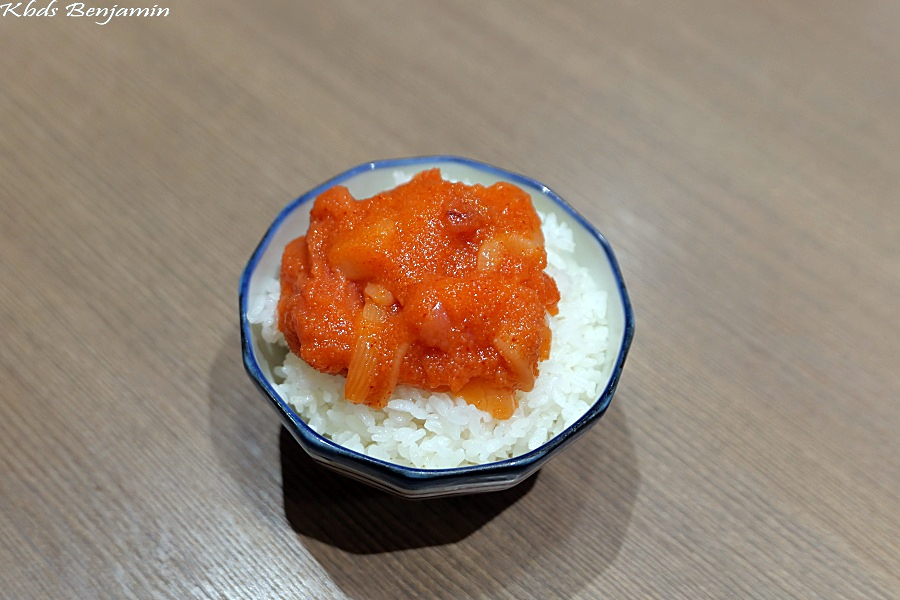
[278, 169, 559, 419]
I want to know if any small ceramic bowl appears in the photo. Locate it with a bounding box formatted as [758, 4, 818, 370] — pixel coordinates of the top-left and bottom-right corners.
[240, 156, 634, 499]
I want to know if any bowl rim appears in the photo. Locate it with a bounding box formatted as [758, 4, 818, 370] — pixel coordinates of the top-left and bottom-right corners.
[239, 155, 635, 488]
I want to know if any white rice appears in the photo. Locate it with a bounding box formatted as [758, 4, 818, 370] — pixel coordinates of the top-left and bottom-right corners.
[247, 210, 610, 468]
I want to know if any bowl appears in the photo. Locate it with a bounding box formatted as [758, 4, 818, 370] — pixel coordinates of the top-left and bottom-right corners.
[239, 156, 634, 499]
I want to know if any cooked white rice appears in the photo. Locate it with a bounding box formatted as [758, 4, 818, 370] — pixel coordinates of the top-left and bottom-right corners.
[247, 210, 610, 468]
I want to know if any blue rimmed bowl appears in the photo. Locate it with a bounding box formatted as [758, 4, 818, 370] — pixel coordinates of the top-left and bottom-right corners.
[240, 156, 634, 499]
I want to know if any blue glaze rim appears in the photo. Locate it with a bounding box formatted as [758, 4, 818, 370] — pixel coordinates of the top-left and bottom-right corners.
[239, 156, 635, 496]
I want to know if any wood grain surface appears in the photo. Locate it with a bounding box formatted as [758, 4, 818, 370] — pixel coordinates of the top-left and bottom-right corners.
[2, 1, 898, 598]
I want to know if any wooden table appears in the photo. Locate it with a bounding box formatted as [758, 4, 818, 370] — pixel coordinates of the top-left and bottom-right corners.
[2, 1, 897, 598]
